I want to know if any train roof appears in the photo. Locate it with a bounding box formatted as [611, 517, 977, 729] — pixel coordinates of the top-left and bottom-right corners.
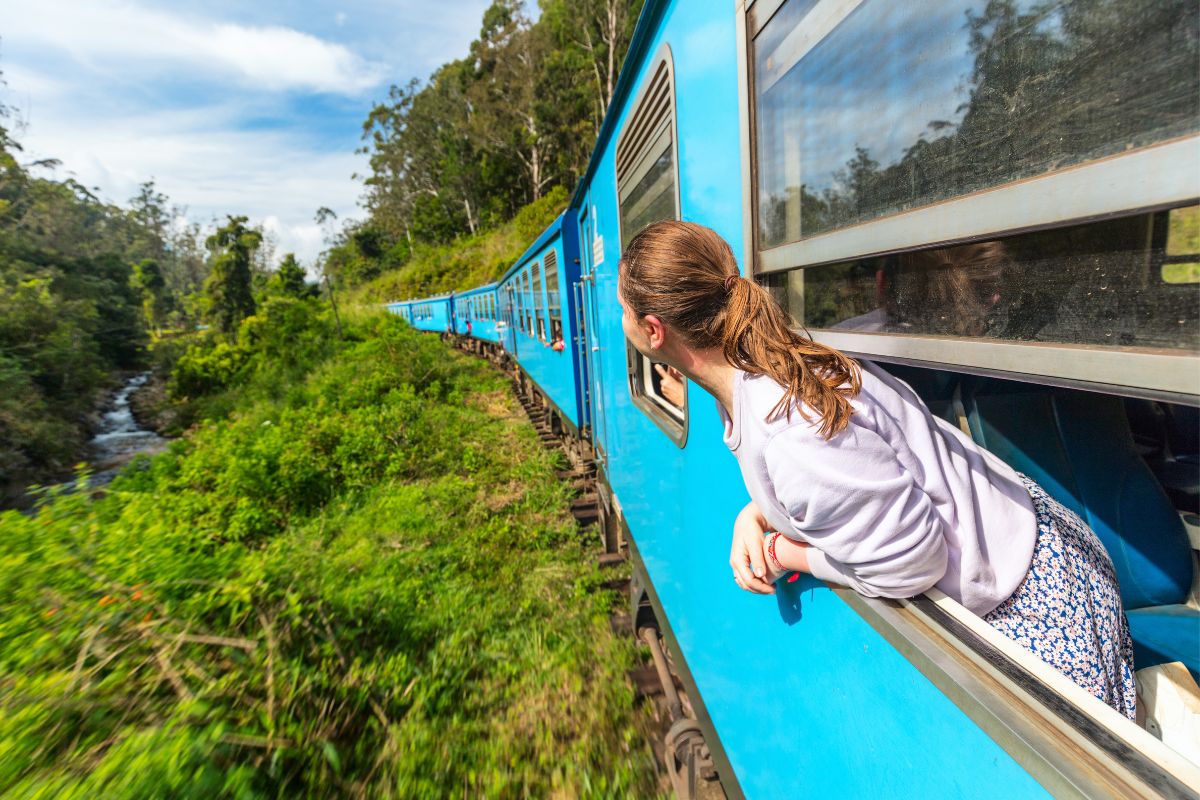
[383, 292, 453, 307]
[454, 282, 498, 297]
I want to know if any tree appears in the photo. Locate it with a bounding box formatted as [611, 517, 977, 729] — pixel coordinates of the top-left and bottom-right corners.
[131, 258, 169, 334]
[270, 253, 311, 299]
[204, 215, 261, 335]
[547, 0, 644, 127]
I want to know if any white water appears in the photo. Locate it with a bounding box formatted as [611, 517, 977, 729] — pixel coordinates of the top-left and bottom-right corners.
[88, 371, 167, 486]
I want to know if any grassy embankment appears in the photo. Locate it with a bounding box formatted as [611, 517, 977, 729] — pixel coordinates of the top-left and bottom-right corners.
[0, 302, 663, 798]
[347, 188, 568, 306]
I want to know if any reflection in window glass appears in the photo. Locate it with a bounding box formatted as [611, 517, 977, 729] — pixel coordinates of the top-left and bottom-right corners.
[619, 146, 676, 249]
[754, 0, 1200, 249]
[1164, 206, 1200, 285]
[770, 207, 1200, 351]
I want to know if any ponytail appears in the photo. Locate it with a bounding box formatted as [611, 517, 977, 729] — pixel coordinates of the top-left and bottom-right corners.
[722, 276, 860, 439]
[620, 221, 860, 440]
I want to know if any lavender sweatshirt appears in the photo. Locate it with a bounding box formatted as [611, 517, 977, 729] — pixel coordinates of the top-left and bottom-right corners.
[719, 362, 1037, 616]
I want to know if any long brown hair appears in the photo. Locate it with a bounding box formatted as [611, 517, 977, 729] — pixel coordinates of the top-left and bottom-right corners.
[619, 220, 860, 439]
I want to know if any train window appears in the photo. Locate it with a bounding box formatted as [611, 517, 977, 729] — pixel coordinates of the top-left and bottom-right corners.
[544, 249, 563, 346]
[515, 273, 527, 334]
[616, 45, 688, 446]
[750, 0, 1200, 257]
[762, 206, 1200, 353]
[522, 270, 534, 335]
[532, 259, 546, 340]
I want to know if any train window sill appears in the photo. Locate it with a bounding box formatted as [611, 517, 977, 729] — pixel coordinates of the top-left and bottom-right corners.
[838, 585, 1200, 798]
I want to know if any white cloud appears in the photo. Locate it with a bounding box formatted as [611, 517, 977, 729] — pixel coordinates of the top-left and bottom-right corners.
[18, 99, 364, 267]
[1, 0, 385, 95]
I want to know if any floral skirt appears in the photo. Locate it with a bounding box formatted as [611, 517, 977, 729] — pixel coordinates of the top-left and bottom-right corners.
[983, 476, 1137, 720]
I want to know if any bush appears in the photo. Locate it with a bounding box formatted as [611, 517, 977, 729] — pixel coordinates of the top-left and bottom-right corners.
[0, 310, 664, 798]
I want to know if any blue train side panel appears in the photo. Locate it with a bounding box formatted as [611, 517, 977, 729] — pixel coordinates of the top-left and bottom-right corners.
[384, 301, 414, 324]
[496, 212, 587, 432]
[569, 1, 1049, 797]
[402, 295, 452, 333]
[453, 284, 501, 343]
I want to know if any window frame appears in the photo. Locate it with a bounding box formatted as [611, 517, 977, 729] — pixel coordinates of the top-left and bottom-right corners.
[738, 0, 1200, 402]
[615, 42, 690, 448]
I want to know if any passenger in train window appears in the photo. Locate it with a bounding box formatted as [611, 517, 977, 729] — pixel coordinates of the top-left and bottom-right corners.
[618, 220, 1137, 721]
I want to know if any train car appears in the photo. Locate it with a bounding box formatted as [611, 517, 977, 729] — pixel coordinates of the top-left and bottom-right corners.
[452, 283, 501, 343]
[567, 0, 1200, 798]
[383, 299, 414, 325]
[387, 0, 1200, 796]
[403, 294, 453, 334]
[495, 212, 588, 435]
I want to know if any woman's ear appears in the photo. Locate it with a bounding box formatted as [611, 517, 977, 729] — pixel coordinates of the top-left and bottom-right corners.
[642, 314, 668, 350]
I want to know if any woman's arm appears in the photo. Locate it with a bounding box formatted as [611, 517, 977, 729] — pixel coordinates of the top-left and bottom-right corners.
[764, 426, 948, 599]
[730, 501, 777, 595]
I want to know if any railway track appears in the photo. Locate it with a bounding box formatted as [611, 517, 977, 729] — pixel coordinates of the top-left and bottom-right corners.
[445, 333, 727, 800]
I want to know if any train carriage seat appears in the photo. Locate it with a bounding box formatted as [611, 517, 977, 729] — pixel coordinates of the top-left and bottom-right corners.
[1124, 398, 1200, 514]
[961, 378, 1199, 683]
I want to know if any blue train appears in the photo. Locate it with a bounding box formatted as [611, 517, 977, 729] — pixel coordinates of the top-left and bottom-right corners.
[387, 1, 1200, 797]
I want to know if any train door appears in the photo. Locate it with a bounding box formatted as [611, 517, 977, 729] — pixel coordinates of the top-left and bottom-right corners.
[500, 284, 518, 357]
[577, 203, 609, 467]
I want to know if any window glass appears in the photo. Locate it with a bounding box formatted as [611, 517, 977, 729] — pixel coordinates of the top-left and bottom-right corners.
[544, 250, 562, 340]
[532, 260, 545, 339]
[517, 274, 528, 333]
[753, 0, 1200, 249]
[620, 146, 676, 250]
[522, 272, 533, 334]
[766, 206, 1200, 351]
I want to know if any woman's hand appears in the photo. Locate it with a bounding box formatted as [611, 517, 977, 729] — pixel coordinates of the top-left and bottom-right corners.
[730, 501, 776, 595]
[654, 363, 686, 408]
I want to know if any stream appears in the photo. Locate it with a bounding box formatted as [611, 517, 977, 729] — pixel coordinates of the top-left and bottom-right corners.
[87, 371, 168, 487]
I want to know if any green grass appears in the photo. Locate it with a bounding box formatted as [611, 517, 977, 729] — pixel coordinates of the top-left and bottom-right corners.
[0, 310, 664, 798]
[348, 187, 568, 305]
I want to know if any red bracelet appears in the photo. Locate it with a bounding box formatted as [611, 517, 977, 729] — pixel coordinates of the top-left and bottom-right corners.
[767, 532, 803, 583]
[766, 532, 784, 571]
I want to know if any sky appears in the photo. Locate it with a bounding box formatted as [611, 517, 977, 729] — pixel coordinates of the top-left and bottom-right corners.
[0, 0, 494, 269]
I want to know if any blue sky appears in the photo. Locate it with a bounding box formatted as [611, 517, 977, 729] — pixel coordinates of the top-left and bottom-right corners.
[0, 0, 495, 268]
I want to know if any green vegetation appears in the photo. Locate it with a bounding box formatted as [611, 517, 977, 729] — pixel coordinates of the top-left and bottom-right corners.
[0, 111, 152, 499]
[0, 76, 325, 502]
[325, 0, 643, 297]
[0, 308, 663, 798]
[204, 216, 264, 336]
[1164, 205, 1200, 284]
[348, 186, 568, 304]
